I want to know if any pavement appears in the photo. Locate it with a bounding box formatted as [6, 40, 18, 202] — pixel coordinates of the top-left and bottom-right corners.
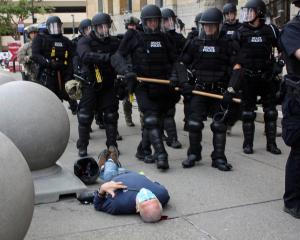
[2, 71, 300, 240]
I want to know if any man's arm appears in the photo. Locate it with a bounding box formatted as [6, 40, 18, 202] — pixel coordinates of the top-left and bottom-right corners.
[31, 36, 50, 67]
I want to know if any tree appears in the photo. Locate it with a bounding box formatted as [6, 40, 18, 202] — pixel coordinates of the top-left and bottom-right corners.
[0, 0, 53, 40]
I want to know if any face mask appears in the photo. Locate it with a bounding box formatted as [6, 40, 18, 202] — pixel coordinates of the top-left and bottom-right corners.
[136, 188, 157, 203]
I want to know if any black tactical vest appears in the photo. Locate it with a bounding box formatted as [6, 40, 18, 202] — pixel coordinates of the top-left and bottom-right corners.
[220, 21, 242, 40]
[132, 32, 172, 79]
[191, 38, 230, 84]
[42, 35, 71, 65]
[238, 23, 276, 70]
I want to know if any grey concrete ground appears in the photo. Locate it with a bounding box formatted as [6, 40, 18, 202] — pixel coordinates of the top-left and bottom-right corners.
[3, 71, 300, 240]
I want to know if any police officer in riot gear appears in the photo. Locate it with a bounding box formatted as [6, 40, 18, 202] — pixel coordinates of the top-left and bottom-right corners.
[161, 8, 186, 148]
[220, 2, 242, 135]
[32, 16, 76, 111]
[235, 0, 281, 155]
[112, 4, 183, 170]
[181, 7, 242, 171]
[76, 13, 120, 157]
[187, 12, 202, 41]
[280, 0, 300, 219]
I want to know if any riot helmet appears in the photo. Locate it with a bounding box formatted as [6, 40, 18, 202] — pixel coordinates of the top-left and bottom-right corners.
[65, 80, 82, 100]
[161, 8, 177, 31]
[199, 8, 223, 40]
[223, 3, 237, 25]
[92, 13, 113, 39]
[74, 157, 99, 185]
[124, 16, 140, 30]
[140, 4, 162, 33]
[38, 22, 48, 35]
[240, 0, 266, 23]
[25, 24, 38, 40]
[46, 16, 63, 35]
[78, 18, 92, 36]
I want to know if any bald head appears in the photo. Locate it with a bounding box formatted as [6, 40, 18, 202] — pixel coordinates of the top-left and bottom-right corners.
[137, 198, 162, 223]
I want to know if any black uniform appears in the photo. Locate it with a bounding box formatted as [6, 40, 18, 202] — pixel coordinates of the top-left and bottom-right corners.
[76, 31, 120, 153]
[220, 20, 242, 130]
[162, 30, 186, 148]
[280, 12, 300, 217]
[112, 29, 179, 170]
[32, 32, 73, 100]
[181, 32, 239, 171]
[234, 22, 281, 154]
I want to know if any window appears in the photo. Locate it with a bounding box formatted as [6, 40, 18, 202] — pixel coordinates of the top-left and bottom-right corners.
[155, 0, 163, 7]
[54, 6, 86, 13]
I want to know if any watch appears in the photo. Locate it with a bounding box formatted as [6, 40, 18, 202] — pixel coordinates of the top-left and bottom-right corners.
[227, 87, 235, 94]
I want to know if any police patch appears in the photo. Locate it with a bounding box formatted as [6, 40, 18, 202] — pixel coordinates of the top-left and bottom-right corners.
[250, 36, 263, 43]
[150, 41, 162, 48]
[54, 42, 63, 47]
[202, 46, 216, 53]
[227, 30, 234, 35]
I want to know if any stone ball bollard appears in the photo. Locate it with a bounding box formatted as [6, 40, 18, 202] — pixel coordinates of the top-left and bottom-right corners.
[0, 131, 34, 240]
[0, 71, 16, 85]
[0, 81, 70, 170]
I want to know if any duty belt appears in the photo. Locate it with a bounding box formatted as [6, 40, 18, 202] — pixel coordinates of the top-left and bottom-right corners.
[195, 82, 226, 94]
[244, 68, 264, 78]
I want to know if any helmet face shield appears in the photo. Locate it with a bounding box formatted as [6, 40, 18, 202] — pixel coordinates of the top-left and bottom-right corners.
[94, 23, 110, 38]
[240, 8, 257, 23]
[199, 23, 221, 40]
[48, 22, 62, 35]
[162, 17, 176, 32]
[142, 18, 162, 34]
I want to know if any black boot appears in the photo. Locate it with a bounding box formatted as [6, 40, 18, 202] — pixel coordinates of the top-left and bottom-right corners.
[148, 128, 169, 170]
[265, 121, 281, 154]
[182, 131, 202, 168]
[105, 123, 118, 149]
[242, 121, 254, 154]
[211, 121, 232, 171]
[77, 125, 90, 157]
[164, 116, 182, 149]
[68, 99, 78, 115]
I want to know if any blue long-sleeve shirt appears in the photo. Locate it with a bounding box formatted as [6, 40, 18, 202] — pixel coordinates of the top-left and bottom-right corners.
[93, 171, 170, 215]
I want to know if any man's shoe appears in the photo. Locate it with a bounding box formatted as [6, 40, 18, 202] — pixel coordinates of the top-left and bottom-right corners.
[243, 145, 253, 154]
[98, 149, 109, 169]
[144, 154, 155, 164]
[267, 144, 281, 155]
[283, 206, 300, 219]
[108, 145, 121, 167]
[166, 138, 182, 149]
[116, 131, 123, 141]
[77, 191, 95, 204]
[212, 159, 232, 171]
[78, 146, 87, 157]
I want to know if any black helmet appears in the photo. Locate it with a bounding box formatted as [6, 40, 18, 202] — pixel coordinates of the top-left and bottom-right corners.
[200, 8, 223, 24]
[74, 157, 99, 185]
[161, 8, 176, 19]
[194, 12, 203, 24]
[92, 13, 113, 27]
[46, 16, 62, 35]
[140, 4, 162, 20]
[26, 24, 38, 34]
[223, 3, 237, 15]
[243, 0, 266, 18]
[78, 18, 92, 35]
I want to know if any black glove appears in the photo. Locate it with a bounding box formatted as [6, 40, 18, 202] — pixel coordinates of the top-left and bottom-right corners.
[124, 72, 137, 94]
[169, 70, 179, 88]
[181, 82, 194, 100]
[221, 91, 234, 109]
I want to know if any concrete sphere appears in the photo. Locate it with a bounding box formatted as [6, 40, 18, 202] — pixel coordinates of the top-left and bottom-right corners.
[0, 131, 34, 240]
[0, 81, 70, 170]
[0, 71, 16, 85]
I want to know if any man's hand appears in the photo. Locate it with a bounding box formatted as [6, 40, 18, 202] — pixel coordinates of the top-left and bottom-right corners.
[124, 72, 137, 94]
[221, 91, 234, 109]
[99, 181, 127, 198]
[181, 82, 194, 100]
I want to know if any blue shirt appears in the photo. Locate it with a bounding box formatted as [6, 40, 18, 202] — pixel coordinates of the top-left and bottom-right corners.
[93, 171, 170, 215]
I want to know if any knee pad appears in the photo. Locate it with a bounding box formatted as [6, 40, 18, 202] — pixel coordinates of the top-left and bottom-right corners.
[211, 120, 227, 133]
[165, 107, 176, 117]
[144, 115, 159, 129]
[78, 108, 93, 126]
[103, 111, 119, 124]
[188, 120, 204, 132]
[264, 110, 278, 122]
[242, 111, 256, 122]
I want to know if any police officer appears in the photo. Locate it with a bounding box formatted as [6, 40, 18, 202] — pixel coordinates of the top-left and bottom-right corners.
[220, 2, 242, 135]
[181, 8, 242, 171]
[121, 16, 141, 127]
[235, 0, 281, 155]
[112, 4, 184, 170]
[280, 0, 300, 219]
[18, 24, 39, 82]
[76, 13, 120, 157]
[161, 8, 186, 148]
[32, 16, 76, 113]
[187, 12, 202, 41]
